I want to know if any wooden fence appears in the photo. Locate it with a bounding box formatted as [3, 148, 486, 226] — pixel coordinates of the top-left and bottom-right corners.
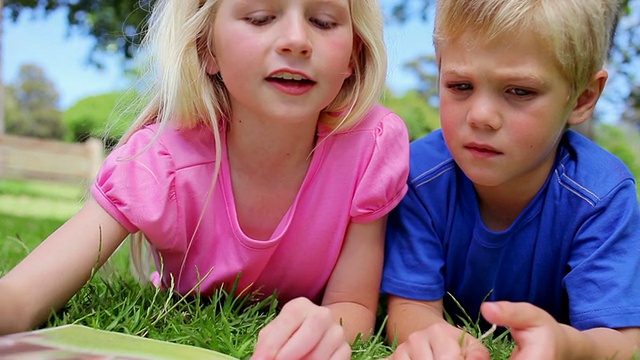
[0, 134, 103, 187]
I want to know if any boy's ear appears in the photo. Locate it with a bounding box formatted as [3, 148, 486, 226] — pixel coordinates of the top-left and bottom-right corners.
[567, 69, 608, 126]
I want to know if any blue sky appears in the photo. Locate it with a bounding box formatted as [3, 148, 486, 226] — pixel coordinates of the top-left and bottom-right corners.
[2, 6, 434, 110]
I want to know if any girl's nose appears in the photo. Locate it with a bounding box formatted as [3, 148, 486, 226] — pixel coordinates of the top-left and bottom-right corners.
[276, 16, 312, 58]
[466, 94, 502, 130]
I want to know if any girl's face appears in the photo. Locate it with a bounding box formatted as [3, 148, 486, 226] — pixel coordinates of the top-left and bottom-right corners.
[207, 0, 354, 126]
[438, 31, 575, 196]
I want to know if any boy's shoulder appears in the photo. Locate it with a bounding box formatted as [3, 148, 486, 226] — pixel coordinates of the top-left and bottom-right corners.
[408, 129, 458, 186]
[556, 130, 636, 200]
[410, 129, 449, 157]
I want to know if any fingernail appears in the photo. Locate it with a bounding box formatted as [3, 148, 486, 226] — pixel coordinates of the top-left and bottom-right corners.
[483, 302, 500, 313]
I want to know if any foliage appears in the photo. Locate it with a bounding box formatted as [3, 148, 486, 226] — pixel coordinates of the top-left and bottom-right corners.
[5, 64, 66, 139]
[3, 86, 19, 127]
[63, 90, 142, 147]
[595, 123, 640, 197]
[5, 1, 638, 129]
[444, 293, 515, 360]
[4, 0, 154, 66]
[382, 89, 440, 141]
[615, 0, 640, 129]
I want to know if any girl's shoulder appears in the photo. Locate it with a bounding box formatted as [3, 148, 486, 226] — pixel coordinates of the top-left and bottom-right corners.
[318, 104, 408, 146]
[348, 104, 406, 133]
[119, 123, 219, 169]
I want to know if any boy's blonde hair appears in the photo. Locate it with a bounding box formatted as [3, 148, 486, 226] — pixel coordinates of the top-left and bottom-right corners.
[125, 0, 388, 282]
[433, 0, 620, 100]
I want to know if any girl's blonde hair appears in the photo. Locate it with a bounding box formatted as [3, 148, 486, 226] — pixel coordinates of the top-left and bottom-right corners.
[433, 0, 620, 100]
[126, 0, 388, 282]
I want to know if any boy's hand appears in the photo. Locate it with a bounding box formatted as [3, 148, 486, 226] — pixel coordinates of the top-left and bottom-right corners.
[387, 322, 490, 360]
[250, 297, 351, 360]
[480, 301, 568, 360]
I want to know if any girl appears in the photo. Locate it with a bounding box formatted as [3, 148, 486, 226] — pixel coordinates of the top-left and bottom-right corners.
[0, 0, 409, 359]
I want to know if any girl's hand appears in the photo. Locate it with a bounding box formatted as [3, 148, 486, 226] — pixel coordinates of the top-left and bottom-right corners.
[250, 297, 351, 360]
[387, 322, 490, 360]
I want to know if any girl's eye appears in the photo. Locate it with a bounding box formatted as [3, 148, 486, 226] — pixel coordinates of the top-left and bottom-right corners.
[311, 17, 337, 29]
[245, 15, 275, 26]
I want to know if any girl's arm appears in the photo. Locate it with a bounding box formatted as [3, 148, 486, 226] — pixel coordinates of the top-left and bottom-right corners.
[321, 216, 387, 340]
[250, 217, 388, 360]
[0, 197, 129, 335]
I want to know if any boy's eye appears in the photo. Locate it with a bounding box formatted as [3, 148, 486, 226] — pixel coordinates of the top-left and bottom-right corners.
[508, 88, 535, 97]
[446, 83, 472, 91]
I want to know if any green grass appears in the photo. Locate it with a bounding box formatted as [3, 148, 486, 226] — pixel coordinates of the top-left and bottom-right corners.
[2, 172, 639, 359]
[0, 178, 395, 359]
[0, 179, 85, 271]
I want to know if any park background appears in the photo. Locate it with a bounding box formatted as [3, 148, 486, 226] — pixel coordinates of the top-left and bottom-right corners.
[1, 1, 640, 359]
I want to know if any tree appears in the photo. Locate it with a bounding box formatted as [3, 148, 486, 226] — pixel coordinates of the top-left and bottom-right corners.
[1, 0, 5, 134]
[381, 89, 440, 141]
[4, 0, 153, 62]
[1, 1, 153, 133]
[7, 63, 65, 139]
[63, 90, 141, 148]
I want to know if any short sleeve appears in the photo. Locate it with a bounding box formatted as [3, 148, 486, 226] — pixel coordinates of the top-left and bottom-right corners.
[90, 126, 178, 249]
[566, 179, 640, 330]
[381, 183, 447, 300]
[350, 111, 409, 223]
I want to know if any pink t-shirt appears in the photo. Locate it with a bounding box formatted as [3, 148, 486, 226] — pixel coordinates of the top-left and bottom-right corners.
[91, 104, 409, 303]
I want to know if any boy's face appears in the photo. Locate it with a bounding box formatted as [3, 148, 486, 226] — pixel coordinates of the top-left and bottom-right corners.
[438, 31, 574, 194]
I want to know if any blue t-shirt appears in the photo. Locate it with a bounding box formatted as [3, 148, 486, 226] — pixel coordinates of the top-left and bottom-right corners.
[381, 129, 640, 331]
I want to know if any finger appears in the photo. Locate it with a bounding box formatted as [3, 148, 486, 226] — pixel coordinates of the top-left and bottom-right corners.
[481, 301, 552, 330]
[425, 324, 489, 360]
[328, 339, 351, 360]
[275, 306, 336, 359]
[390, 342, 434, 360]
[315, 322, 350, 360]
[481, 302, 558, 360]
[252, 298, 311, 359]
[459, 334, 491, 360]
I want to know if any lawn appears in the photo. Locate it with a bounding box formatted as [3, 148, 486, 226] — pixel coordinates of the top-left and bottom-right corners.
[3, 174, 638, 359]
[0, 179, 402, 359]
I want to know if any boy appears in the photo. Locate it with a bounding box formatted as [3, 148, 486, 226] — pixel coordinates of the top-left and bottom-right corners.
[381, 0, 640, 358]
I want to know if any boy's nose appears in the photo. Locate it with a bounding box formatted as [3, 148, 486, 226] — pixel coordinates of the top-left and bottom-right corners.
[466, 95, 502, 130]
[276, 17, 312, 57]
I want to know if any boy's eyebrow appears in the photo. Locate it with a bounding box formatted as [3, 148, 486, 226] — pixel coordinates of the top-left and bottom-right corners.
[441, 68, 550, 86]
[496, 72, 549, 86]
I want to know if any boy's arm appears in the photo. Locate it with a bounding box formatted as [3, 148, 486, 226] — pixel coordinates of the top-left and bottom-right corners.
[387, 295, 489, 359]
[482, 301, 640, 360]
[0, 198, 129, 335]
[386, 295, 446, 343]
